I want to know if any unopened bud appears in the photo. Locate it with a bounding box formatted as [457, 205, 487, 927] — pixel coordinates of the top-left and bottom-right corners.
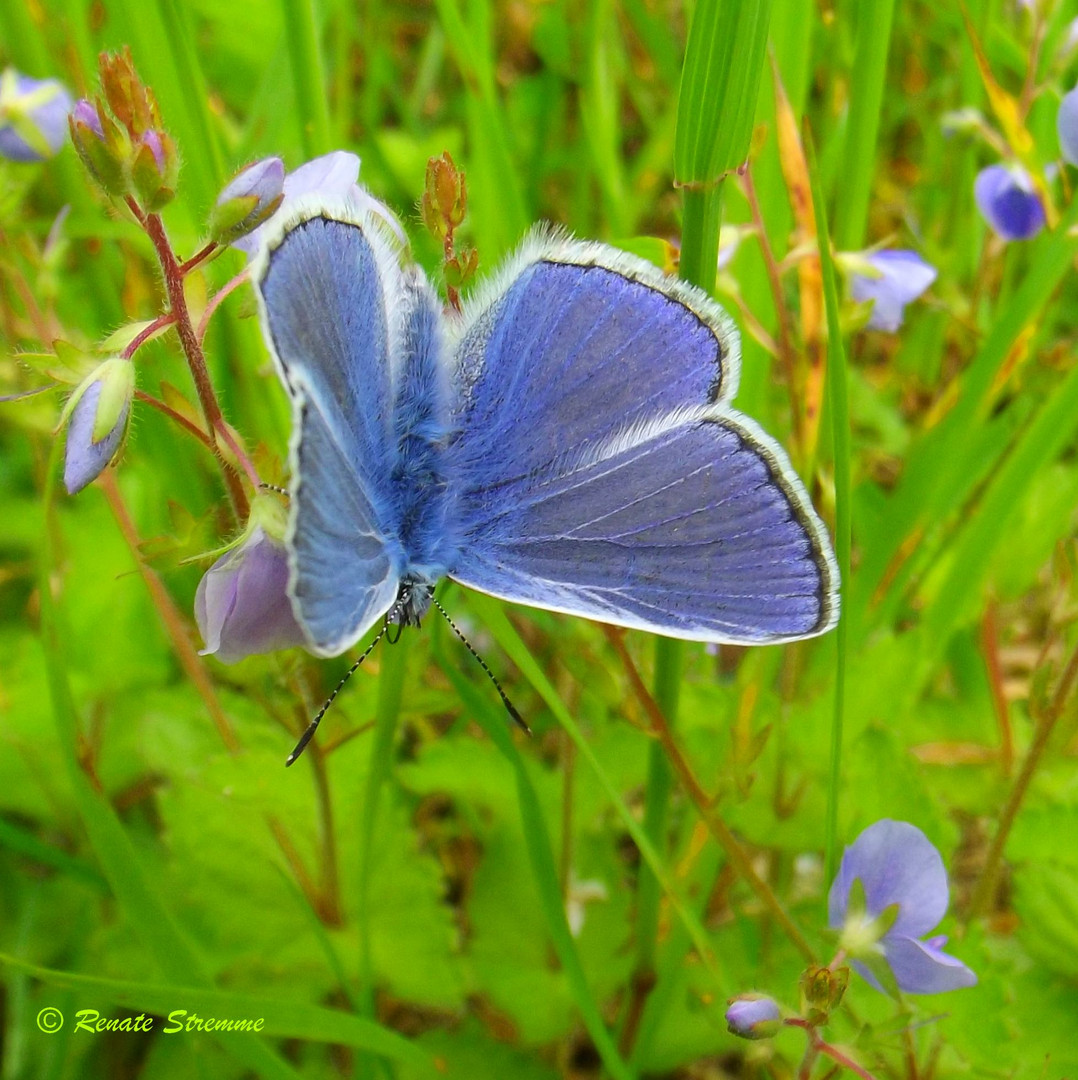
[61, 358, 134, 494]
[724, 995, 781, 1040]
[421, 151, 468, 241]
[799, 964, 849, 1024]
[209, 157, 286, 244]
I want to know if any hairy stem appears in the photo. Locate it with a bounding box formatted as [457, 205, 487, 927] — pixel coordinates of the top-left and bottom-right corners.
[143, 212, 249, 518]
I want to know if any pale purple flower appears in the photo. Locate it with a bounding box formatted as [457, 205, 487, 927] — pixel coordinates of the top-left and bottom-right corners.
[1058, 87, 1078, 167]
[829, 820, 977, 995]
[974, 164, 1045, 241]
[194, 526, 307, 664]
[233, 150, 405, 255]
[725, 996, 781, 1040]
[850, 250, 937, 332]
[0, 69, 73, 162]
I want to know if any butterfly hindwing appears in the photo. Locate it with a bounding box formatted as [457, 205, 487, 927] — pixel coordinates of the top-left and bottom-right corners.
[254, 204, 416, 654]
[446, 237, 838, 643]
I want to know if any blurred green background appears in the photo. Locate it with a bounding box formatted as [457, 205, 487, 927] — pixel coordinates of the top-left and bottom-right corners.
[2, 0, 1078, 1077]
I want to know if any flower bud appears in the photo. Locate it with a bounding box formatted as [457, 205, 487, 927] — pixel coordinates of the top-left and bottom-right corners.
[799, 964, 849, 1024]
[76, 49, 178, 211]
[61, 358, 134, 494]
[0, 68, 73, 162]
[724, 996, 781, 1040]
[209, 157, 286, 244]
[194, 495, 307, 664]
[128, 127, 178, 211]
[1058, 87, 1078, 167]
[69, 97, 128, 196]
[421, 151, 468, 241]
[974, 164, 1045, 241]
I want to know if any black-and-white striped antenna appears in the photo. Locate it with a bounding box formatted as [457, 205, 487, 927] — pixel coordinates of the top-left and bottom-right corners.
[430, 595, 530, 735]
[285, 594, 407, 766]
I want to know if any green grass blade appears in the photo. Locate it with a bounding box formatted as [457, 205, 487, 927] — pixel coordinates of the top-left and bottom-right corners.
[466, 595, 723, 980]
[281, 0, 333, 157]
[674, 0, 774, 184]
[37, 444, 303, 1080]
[834, 0, 896, 251]
[447, 674, 633, 1080]
[807, 130, 851, 887]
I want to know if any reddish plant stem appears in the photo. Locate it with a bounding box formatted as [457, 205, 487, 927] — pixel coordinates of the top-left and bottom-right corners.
[178, 240, 219, 276]
[134, 388, 215, 449]
[121, 313, 176, 359]
[742, 167, 798, 396]
[980, 601, 1013, 776]
[196, 269, 250, 344]
[100, 471, 239, 753]
[143, 212, 249, 519]
[966, 640, 1078, 920]
[785, 1018, 879, 1080]
[602, 625, 815, 961]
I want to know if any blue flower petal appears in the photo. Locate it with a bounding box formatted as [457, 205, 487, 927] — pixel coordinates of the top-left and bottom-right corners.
[850, 250, 937, 332]
[883, 935, 978, 994]
[974, 165, 1045, 241]
[828, 819, 949, 939]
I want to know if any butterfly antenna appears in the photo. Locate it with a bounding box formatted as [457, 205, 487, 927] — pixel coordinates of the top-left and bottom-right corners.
[430, 596, 531, 735]
[258, 482, 291, 498]
[286, 623, 390, 767]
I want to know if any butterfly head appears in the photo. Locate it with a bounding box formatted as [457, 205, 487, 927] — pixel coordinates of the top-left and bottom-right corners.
[390, 576, 436, 629]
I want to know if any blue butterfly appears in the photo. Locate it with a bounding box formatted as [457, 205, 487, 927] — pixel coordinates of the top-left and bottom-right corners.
[252, 201, 838, 671]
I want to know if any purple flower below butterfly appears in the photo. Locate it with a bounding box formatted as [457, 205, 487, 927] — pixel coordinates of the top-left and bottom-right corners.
[974, 164, 1045, 241]
[232, 150, 405, 256]
[829, 819, 977, 995]
[849, 250, 937, 333]
[0, 68, 73, 162]
[1058, 86, 1078, 167]
[194, 502, 308, 664]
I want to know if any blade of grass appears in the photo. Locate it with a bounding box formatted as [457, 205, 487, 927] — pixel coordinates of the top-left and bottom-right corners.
[853, 196, 1078, 633]
[466, 594, 723, 981]
[355, 635, 410, 1079]
[432, 0, 528, 257]
[282, 0, 333, 158]
[37, 443, 303, 1080]
[444, 670, 634, 1080]
[834, 0, 896, 250]
[807, 127, 851, 888]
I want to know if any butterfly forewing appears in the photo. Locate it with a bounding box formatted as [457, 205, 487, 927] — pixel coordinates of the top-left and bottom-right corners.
[445, 238, 838, 643]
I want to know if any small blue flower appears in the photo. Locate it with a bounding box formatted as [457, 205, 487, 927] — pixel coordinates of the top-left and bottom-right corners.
[0, 68, 73, 162]
[1058, 87, 1078, 167]
[849, 250, 937, 333]
[829, 820, 977, 995]
[974, 164, 1045, 241]
[195, 498, 307, 664]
